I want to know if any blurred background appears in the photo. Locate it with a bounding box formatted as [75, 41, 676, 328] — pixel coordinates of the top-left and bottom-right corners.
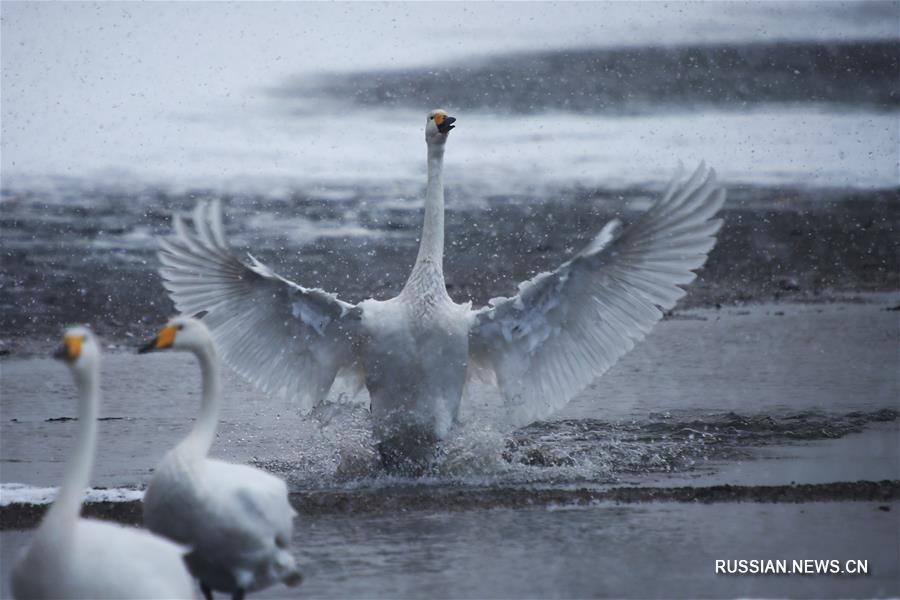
[1, 1, 897, 348]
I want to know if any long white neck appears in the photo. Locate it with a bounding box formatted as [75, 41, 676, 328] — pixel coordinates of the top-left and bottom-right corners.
[177, 339, 221, 458]
[41, 362, 99, 535]
[406, 142, 446, 286]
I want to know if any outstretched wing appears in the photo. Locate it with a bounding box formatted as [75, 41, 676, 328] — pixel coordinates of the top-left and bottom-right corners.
[157, 200, 360, 412]
[469, 164, 725, 426]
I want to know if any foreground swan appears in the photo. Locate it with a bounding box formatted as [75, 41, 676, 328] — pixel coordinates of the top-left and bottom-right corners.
[11, 327, 194, 600]
[158, 109, 725, 472]
[138, 317, 301, 600]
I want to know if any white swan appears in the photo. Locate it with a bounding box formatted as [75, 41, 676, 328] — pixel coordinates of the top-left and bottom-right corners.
[156, 109, 725, 473]
[10, 327, 194, 600]
[138, 316, 302, 600]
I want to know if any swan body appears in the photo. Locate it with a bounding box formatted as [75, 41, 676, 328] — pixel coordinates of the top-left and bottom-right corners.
[139, 317, 301, 599]
[13, 519, 193, 600]
[359, 287, 470, 468]
[156, 109, 725, 473]
[11, 327, 193, 600]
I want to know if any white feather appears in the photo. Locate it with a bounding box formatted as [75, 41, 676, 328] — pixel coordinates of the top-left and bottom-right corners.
[141, 317, 301, 595]
[158, 200, 359, 413]
[469, 164, 725, 426]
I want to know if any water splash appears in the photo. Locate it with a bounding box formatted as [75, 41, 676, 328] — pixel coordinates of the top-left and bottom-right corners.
[250, 408, 898, 491]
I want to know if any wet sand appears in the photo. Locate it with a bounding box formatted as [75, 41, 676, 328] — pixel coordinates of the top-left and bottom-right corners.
[1, 187, 897, 355]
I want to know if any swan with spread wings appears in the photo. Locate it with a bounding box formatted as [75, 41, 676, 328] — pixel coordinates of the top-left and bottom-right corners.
[157, 109, 725, 473]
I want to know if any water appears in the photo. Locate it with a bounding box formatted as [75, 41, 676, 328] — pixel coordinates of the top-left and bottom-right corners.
[2, 301, 897, 493]
[2, 301, 898, 596]
[2, 3, 899, 597]
[2, 2, 897, 189]
[2, 502, 898, 598]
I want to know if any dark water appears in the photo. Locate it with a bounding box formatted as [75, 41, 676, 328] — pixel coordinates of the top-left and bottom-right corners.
[2, 501, 898, 599]
[290, 41, 900, 114]
[2, 301, 897, 493]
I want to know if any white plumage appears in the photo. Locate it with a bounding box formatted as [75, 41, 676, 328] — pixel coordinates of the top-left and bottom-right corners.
[139, 317, 301, 599]
[469, 163, 725, 426]
[156, 109, 725, 472]
[11, 327, 194, 600]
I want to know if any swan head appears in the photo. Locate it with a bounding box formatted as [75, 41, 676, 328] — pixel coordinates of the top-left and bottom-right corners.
[53, 326, 100, 371]
[425, 109, 456, 144]
[138, 316, 212, 354]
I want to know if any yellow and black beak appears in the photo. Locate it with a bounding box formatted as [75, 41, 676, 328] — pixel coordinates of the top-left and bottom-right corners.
[138, 325, 177, 354]
[435, 113, 456, 134]
[53, 336, 83, 363]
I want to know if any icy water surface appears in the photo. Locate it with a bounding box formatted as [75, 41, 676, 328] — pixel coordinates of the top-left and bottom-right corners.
[7, 303, 898, 596]
[2, 3, 898, 597]
[2, 501, 898, 598]
[2, 300, 896, 493]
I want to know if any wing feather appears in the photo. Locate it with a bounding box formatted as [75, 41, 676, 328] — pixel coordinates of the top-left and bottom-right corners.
[469, 164, 725, 426]
[157, 200, 359, 412]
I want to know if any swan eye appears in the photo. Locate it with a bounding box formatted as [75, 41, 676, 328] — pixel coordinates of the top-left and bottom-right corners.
[177, 324, 185, 331]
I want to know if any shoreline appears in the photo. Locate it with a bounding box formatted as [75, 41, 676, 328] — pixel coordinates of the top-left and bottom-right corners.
[1, 480, 897, 531]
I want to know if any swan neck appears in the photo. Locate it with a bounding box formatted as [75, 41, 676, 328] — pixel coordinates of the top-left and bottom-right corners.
[407, 143, 446, 291]
[42, 365, 99, 532]
[416, 143, 445, 267]
[180, 341, 220, 457]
